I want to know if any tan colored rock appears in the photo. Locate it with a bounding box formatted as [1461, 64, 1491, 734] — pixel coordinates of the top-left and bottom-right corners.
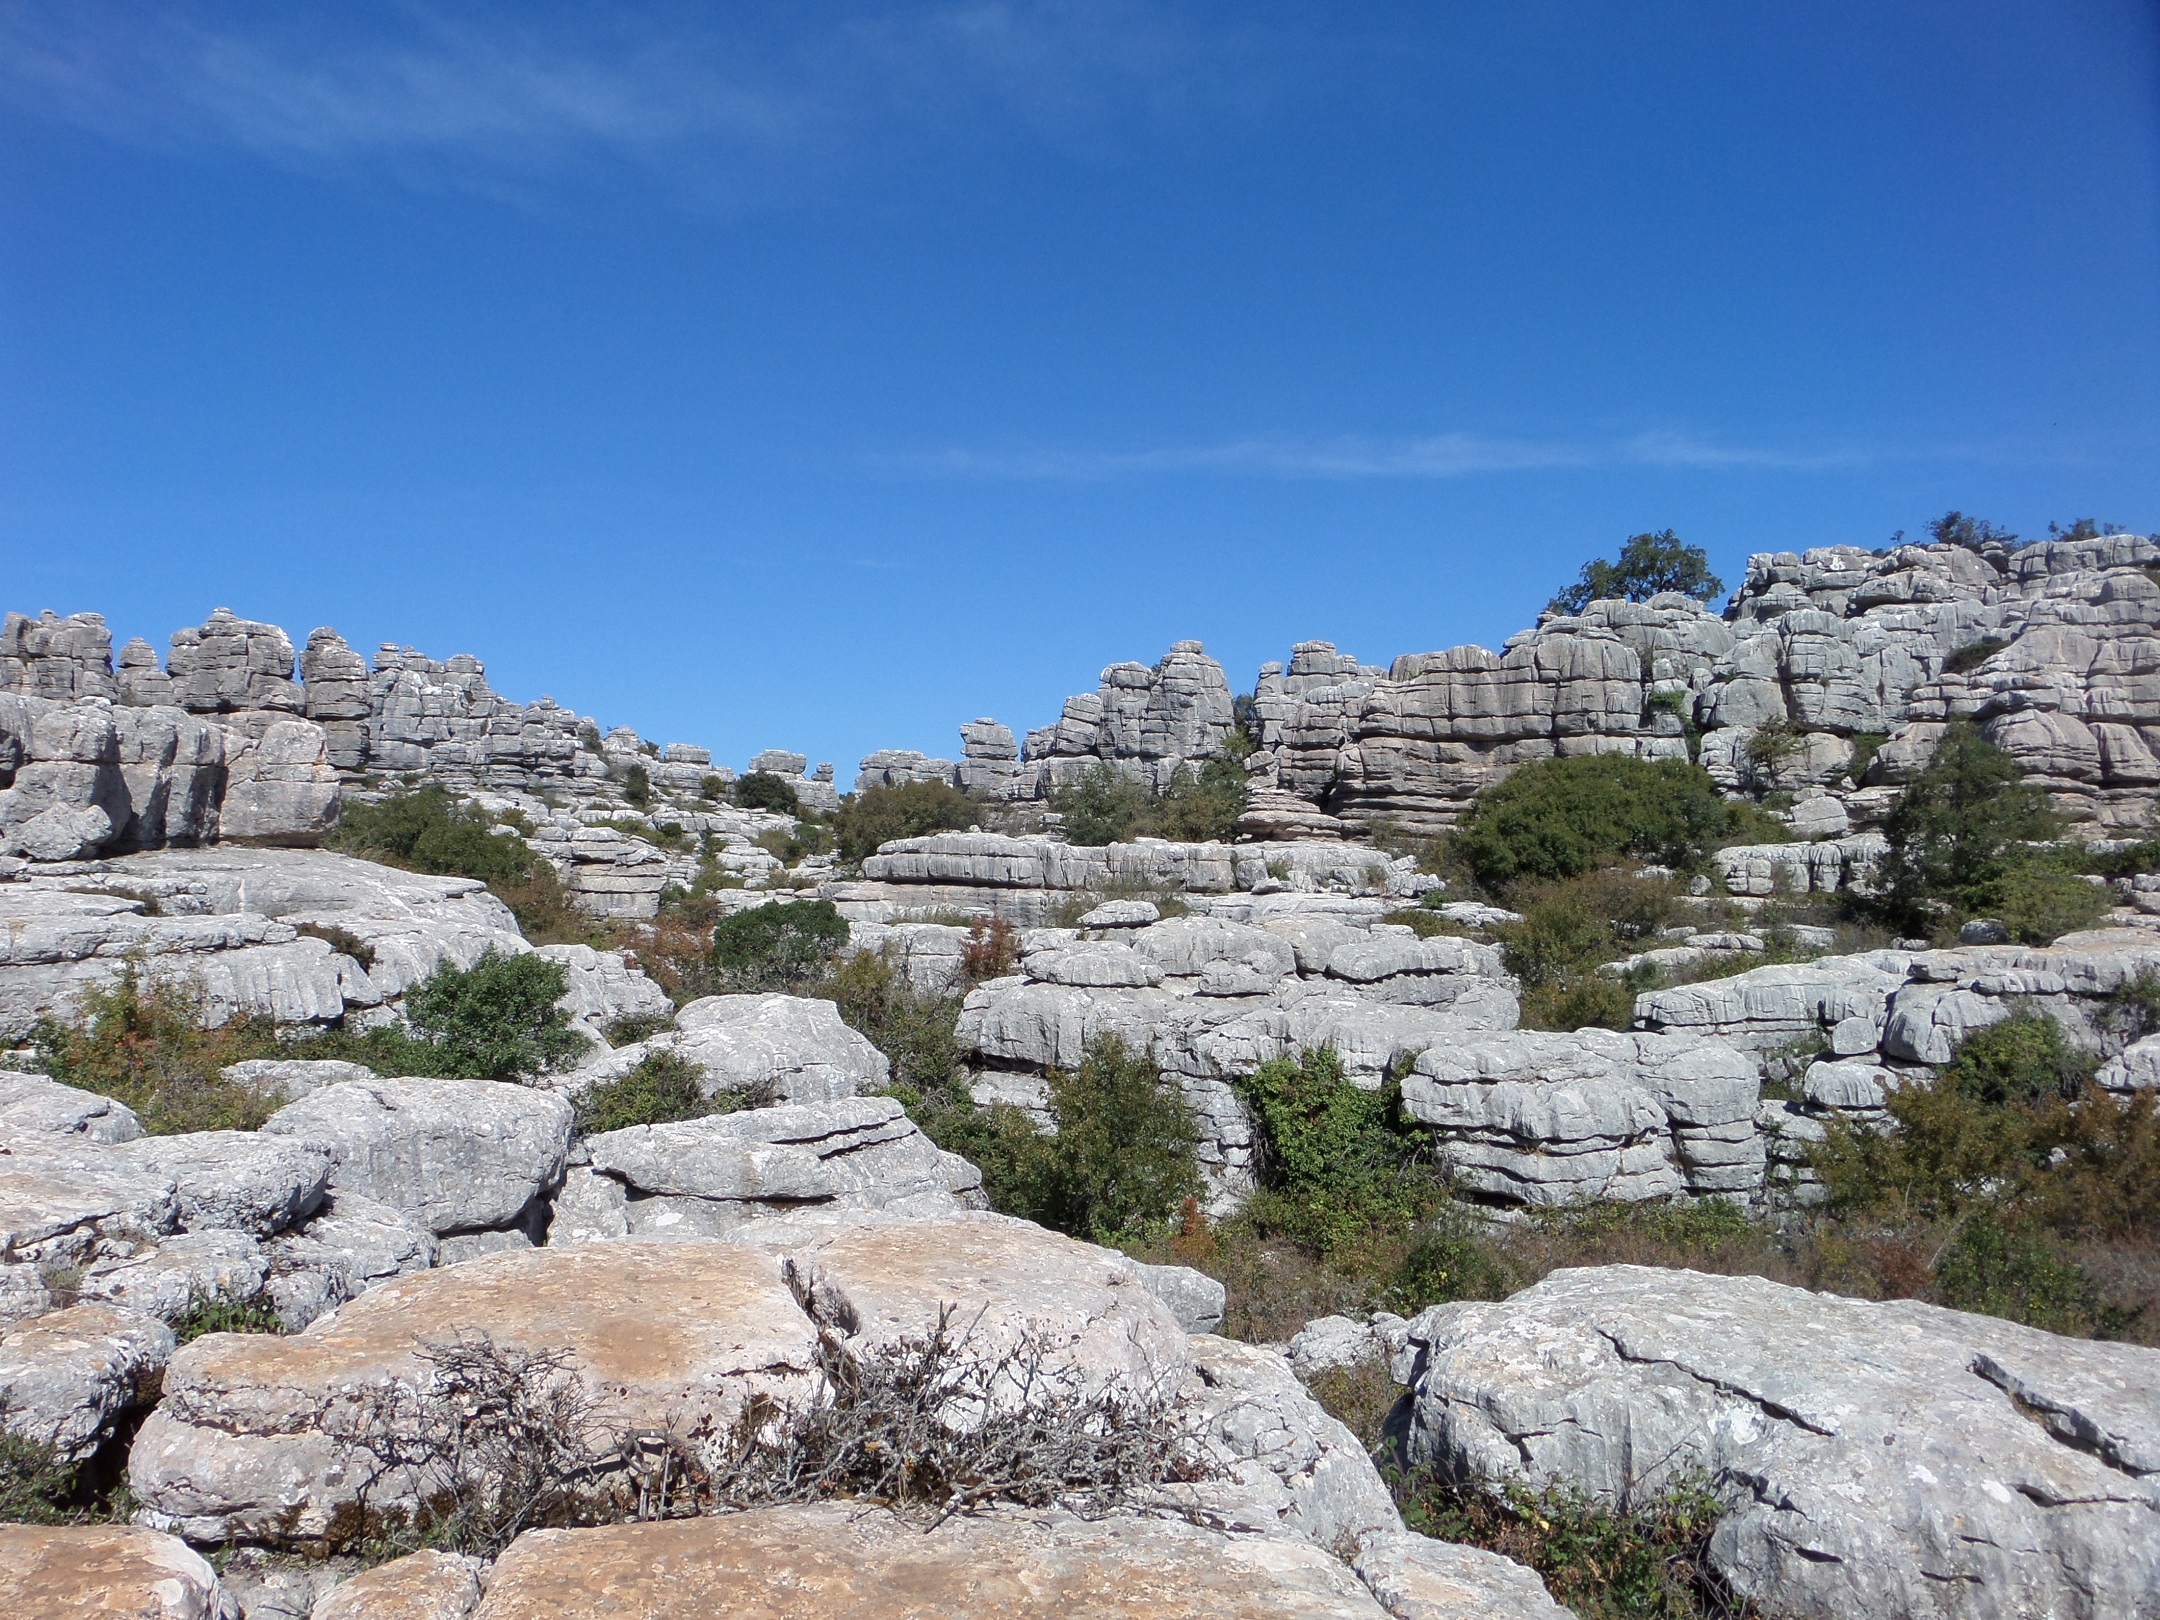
[1353, 1532, 1573, 1620]
[783, 1213, 1192, 1404]
[311, 1550, 482, 1620]
[0, 1523, 237, 1619]
[473, 1505, 1390, 1619]
[131, 1243, 822, 1542]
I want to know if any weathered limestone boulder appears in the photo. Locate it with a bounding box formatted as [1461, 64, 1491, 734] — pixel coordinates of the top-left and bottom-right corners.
[130, 1243, 824, 1542]
[75, 1230, 270, 1324]
[116, 1131, 331, 1237]
[310, 1550, 483, 1620]
[260, 1190, 438, 1329]
[263, 1076, 572, 1239]
[536, 942, 673, 1041]
[573, 994, 887, 1106]
[563, 1099, 985, 1241]
[0, 1069, 144, 1142]
[2100, 1033, 2160, 1093]
[1354, 1533, 1575, 1620]
[1398, 1265, 2160, 1620]
[472, 1504, 1393, 1620]
[1176, 1333, 1402, 1551]
[0, 1302, 174, 1462]
[1634, 954, 1912, 1056]
[784, 1213, 1192, 1404]
[0, 1524, 239, 1620]
[165, 609, 304, 716]
[215, 719, 341, 845]
[1132, 1261, 1227, 1333]
[0, 610, 120, 700]
[220, 1058, 381, 1104]
[0, 1133, 179, 1266]
[1402, 1030, 1763, 1204]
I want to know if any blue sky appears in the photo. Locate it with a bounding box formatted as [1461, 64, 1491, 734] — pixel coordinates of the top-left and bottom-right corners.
[1, 1, 2155, 772]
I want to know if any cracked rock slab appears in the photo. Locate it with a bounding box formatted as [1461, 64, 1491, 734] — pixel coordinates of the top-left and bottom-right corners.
[129, 1242, 822, 1543]
[1399, 1264, 2160, 1620]
[472, 1504, 1393, 1620]
[0, 1524, 239, 1620]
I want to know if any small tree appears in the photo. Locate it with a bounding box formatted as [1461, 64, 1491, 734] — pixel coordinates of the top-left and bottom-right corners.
[1016, 1036, 1201, 1242]
[1052, 765, 1154, 847]
[833, 779, 978, 864]
[1927, 511, 2019, 553]
[403, 948, 585, 1079]
[1872, 722, 2058, 934]
[621, 763, 653, 811]
[1545, 530, 1724, 616]
[710, 899, 849, 989]
[733, 771, 800, 815]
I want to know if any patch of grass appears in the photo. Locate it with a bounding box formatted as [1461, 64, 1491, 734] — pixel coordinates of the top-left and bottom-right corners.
[1394, 1472, 1744, 1620]
[572, 1049, 727, 1136]
[30, 970, 285, 1134]
[293, 922, 376, 970]
[171, 1295, 284, 1344]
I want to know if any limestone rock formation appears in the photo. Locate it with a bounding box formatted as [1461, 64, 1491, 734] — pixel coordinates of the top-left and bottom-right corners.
[1398, 1265, 2160, 1620]
[0, 1523, 238, 1620]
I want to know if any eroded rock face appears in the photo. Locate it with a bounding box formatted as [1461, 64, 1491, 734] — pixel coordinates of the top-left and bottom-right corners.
[0, 1524, 238, 1620]
[471, 1505, 1393, 1620]
[1398, 1265, 2160, 1620]
[130, 1243, 824, 1542]
[566, 1098, 985, 1241]
[572, 994, 888, 1106]
[263, 1075, 572, 1240]
[783, 1213, 1193, 1405]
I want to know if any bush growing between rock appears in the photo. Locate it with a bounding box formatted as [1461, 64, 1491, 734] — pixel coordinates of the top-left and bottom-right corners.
[402, 948, 586, 1080]
[1454, 755, 1738, 888]
[31, 970, 284, 1134]
[571, 1049, 723, 1135]
[709, 899, 849, 990]
[732, 771, 800, 814]
[1008, 1037, 1203, 1244]
[170, 1295, 283, 1344]
[1491, 868, 1678, 1030]
[1394, 1470, 1741, 1620]
[1051, 758, 1247, 847]
[1871, 721, 2061, 936]
[328, 785, 536, 887]
[332, 1334, 633, 1560]
[1235, 1048, 1437, 1255]
[1545, 530, 1725, 617]
[833, 779, 979, 864]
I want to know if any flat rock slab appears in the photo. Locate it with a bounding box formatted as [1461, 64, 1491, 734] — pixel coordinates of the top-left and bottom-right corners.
[1353, 1533, 1573, 1620]
[131, 1242, 821, 1542]
[0, 1069, 144, 1141]
[0, 1134, 178, 1265]
[473, 1505, 1393, 1619]
[263, 1075, 571, 1236]
[311, 1550, 483, 1620]
[0, 1301, 174, 1461]
[0, 1524, 238, 1619]
[783, 1213, 1192, 1404]
[118, 1131, 330, 1236]
[1400, 1264, 2160, 1620]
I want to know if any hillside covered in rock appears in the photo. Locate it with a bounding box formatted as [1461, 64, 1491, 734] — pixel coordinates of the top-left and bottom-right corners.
[3, 523, 2158, 1620]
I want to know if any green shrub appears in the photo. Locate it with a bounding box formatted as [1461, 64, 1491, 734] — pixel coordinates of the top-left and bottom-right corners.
[1051, 757, 1248, 847]
[620, 762, 653, 810]
[1382, 906, 1467, 939]
[1386, 1204, 1515, 1312]
[1455, 755, 1737, 888]
[329, 785, 535, 886]
[733, 771, 800, 814]
[0, 1421, 88, 1525]
[1396, 1471, 1735, 1620]
[710, 899, 849, 989]
[572, 1049, 721, 1135]
[1871, 721, 2060, 934]
[1011, 1036, 1202, 1243]
[30, 970, 284, 1134]
[1813, 1073, 2034, 1224]
[1545, 529, 1725, 617]
[1490, 868, 1676, 1031]
[1846, 731, 1887, 785]
[1052, 765, 1157, 846]
[1928, 510, 2019, 552]
[1235, 1048, 1436, 1254]
[1945, 1011, 2097, 1108]
[1933, 1214, 2101, 1336]
[1943, 637, 2011, 676]
[171, 1295, 284, 1344]
[834, 779, 979, 864]
[402, 948, 585, 1080]
[1994, 864, 2108, 945]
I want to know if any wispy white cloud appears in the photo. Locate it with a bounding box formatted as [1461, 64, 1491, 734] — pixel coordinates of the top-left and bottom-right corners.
[0, 2, 1297, 199]
[890, 428, 1887, 480]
